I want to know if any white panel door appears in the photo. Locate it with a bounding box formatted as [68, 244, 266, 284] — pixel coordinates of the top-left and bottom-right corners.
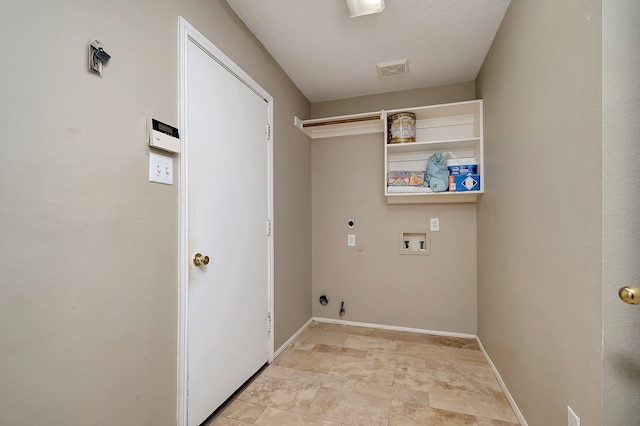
[186, 39, 270, 426]
[602, 0, 640, 423]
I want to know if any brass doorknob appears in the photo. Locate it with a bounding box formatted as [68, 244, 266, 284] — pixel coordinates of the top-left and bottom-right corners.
[618, 286, 640, 305]
[193, 253, 210, 266]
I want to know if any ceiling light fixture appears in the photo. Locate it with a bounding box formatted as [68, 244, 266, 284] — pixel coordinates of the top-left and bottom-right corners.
[346, 0, 385, 18]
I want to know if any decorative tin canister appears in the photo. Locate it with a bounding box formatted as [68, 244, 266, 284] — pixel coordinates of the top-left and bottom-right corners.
[388, 112, 416, 144]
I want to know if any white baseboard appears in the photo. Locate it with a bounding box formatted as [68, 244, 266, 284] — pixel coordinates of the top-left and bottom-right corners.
[476, 338, 528, 426]
[273, 318, 313, 359]
[312, 317, 477, 339]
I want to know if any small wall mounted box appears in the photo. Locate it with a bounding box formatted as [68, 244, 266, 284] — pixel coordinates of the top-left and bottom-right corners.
[399, 230, 430, 256]
[148, 118, 180, 153]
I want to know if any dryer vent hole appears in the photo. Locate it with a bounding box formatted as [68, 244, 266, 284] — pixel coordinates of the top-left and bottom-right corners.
[319, 295, 328, 306]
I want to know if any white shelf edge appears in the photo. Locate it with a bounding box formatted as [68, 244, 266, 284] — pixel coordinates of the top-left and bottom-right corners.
[385, 99, 483, 116]
[386, 137, 481, 153]
[385, 191, 481, 204]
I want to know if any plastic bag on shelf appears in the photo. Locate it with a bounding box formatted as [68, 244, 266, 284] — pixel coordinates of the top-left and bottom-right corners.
[426, 152, 449, 192]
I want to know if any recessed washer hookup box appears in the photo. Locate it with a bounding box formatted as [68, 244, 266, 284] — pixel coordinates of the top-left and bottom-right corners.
[449, 174, 480, 192]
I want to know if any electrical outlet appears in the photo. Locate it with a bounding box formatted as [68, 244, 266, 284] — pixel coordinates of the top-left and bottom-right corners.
[568, 406, 580, 426]
[347, 234, 356, 247]
[430, 218, 440, 232]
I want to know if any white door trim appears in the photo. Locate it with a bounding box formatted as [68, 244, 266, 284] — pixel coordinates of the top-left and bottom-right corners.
[177, 17, 274, 426]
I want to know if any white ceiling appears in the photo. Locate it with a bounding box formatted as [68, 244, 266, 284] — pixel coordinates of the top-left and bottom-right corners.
[225, 0, 511, 103]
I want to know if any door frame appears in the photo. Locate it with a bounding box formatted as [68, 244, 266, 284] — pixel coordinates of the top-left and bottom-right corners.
[177, 17, 274, 426]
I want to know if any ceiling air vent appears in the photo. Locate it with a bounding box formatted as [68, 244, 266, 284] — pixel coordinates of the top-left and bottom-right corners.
[377, 59, 409, 79]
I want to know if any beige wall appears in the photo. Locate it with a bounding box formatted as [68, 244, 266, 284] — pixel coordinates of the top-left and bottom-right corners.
[0, 1, 310, 424]
[310, 84, 479, 334]
[476, 0, 602, 424]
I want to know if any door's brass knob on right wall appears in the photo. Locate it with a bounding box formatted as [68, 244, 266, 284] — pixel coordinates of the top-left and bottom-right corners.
[618, 286, 640, 305]
[193, 253, 210, 266]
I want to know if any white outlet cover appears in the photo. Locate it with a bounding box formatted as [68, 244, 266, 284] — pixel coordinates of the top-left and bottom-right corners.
[347, 234, 356, 247]
[567, 406, 580, 426]
[149, 151, 173, 185]
[430, 218, 440, 232]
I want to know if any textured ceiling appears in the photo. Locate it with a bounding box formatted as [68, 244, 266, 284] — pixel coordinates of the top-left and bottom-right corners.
[226, 0, 511, 103]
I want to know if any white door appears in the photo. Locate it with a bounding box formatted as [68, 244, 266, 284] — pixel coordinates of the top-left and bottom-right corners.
[602, 0, 640, 423]
[183, 29, 272, 426]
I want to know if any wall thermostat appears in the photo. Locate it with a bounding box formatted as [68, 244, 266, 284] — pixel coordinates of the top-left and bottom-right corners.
[148, 118, 180, 153]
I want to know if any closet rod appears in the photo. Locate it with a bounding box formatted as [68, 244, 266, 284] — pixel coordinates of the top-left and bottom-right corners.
[303, 114, 381, 128]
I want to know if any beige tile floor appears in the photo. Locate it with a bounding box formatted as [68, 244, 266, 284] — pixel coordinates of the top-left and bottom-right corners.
[208, 321, 520, 426]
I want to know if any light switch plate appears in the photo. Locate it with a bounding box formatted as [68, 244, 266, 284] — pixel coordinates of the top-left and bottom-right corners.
[347, 234, 356, 247]
[149, 151, 173, 185]
[430, 218, 440, 232]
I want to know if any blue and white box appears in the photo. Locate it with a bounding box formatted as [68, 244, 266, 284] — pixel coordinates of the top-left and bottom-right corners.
[449, 174, 480, 192]
[446, 158, 478, 175]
